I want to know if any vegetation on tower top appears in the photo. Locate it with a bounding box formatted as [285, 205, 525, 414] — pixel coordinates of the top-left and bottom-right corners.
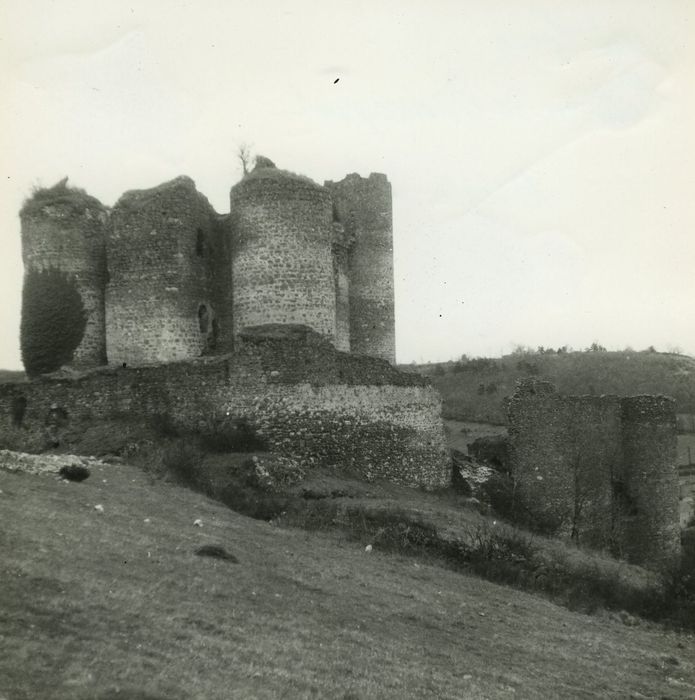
[20, 178, 105, 218]
[240, 156, 321, 188]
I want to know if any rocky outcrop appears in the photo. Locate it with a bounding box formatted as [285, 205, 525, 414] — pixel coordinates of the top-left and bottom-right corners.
[0, 450, 104, 477]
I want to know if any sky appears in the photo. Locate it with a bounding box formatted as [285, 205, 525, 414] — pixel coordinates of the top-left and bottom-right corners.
[0, 0, 693, 368]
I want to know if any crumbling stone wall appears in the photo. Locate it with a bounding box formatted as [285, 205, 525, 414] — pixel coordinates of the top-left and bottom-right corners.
[106, 177, 230, 365]
[230, 166, 337, 343]
[619, 397, 681, 567]
[0, 327, 449, 489]
[325, 173, 396, 363]
[20, 188, 108, 367]
[508, 379, 680, 569]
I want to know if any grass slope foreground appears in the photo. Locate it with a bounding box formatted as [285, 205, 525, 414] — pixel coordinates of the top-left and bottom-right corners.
[1, 462, 694, 700]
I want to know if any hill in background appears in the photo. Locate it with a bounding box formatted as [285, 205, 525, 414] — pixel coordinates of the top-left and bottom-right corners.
[0, 370, 25, 384]
[402, 350, 695, 428]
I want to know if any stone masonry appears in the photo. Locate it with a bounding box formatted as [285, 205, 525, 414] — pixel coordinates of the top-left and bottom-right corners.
[507, 379, 680, 570]
[20, 160, 396, 369]
[0, 326, 450, 489]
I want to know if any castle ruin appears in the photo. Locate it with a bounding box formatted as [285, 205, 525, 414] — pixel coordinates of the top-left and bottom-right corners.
[4, 160, 451, 490]
[507, 380, 681, 568]
[3, 160, 682, 566]
[19, 159, 396, 367]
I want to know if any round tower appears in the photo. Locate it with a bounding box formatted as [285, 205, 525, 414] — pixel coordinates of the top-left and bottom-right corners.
[325, 173, 395, 363]
[332, 219, 353, 352]
[106, 176, 228, 365]
[20, 180, 107, 369]
[620, 396, 680, 569]
[229, 160, 336, 342]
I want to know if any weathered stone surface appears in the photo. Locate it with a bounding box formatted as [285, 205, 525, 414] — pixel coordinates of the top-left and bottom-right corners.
[106, 177, 231, 365]
[0, 327, 450, 490]
[507, 379, 680, 570]
[451, 449, 494, 498]
[230, 172, 336, 344]
[325, 173, 395, 363]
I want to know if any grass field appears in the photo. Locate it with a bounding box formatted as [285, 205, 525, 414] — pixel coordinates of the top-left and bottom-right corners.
[2, 462, 694, 699]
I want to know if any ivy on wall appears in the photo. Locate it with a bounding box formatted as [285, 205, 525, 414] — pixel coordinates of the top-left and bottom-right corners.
[20, 267, 86, 377]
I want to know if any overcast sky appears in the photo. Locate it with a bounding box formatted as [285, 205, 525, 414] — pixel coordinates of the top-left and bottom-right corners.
[1, 0, 693, 368]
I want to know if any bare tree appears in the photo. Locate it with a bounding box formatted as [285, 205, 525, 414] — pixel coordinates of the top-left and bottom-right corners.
[237, 143, 254, 176]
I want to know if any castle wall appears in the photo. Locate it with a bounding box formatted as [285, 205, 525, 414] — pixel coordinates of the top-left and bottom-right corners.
[0, 327, 449, 489]
[507, 380, 680, 569]
[230, 171, 337, 343]
[20, 193, 108, 368]
[620, 397, 681, 567]
[325, 173, 395, 363]
[106, 177, 230, 365]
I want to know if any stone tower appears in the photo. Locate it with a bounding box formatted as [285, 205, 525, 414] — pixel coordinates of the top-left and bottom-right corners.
[331, 218, 353, 352]
[106, 176, 230, 365]
[20, 181, 108, 368]
[325, 173, 395, 363]
[620, 397, 681, 567]
[230, 160, 337, 343]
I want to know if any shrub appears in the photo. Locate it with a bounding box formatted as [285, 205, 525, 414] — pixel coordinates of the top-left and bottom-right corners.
[0, 425, 44, 453]
[161, 440, 205, 486]
[20, 179, 102, 218]
[20, 267, 86, 377]
[198, 417, 267, 452]
[218, 483, 290, 521]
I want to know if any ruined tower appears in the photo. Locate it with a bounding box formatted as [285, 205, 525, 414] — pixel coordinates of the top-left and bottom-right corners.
[507, 380, 681, 570]
[20, 182, 108, 368]
[620, 397, 681, 567]
[230, 161, 337, 343]
[325, 173, 395, 363]
[106, 177, 230, 365]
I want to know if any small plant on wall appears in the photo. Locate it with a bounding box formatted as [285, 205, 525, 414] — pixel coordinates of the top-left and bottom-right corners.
[20, 266, 86, 377]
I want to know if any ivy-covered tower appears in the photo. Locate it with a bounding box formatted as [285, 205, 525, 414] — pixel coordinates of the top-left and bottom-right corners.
[20, 180, 108, 371]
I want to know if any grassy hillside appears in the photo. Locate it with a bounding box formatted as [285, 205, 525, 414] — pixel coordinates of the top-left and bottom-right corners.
[2, 463, 694, 699]
[403, 351, 695, 424]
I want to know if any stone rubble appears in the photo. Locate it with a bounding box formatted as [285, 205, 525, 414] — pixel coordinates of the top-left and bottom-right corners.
[0, 449, 106, 477]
